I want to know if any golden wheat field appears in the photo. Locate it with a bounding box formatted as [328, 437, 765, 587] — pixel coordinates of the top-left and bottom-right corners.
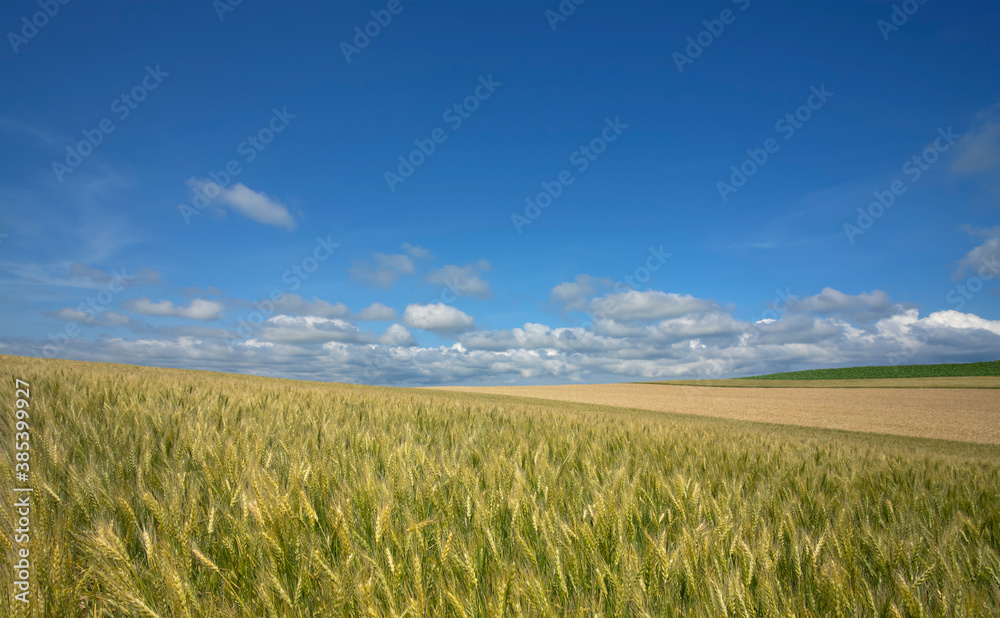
[3, 354, 1000, 616]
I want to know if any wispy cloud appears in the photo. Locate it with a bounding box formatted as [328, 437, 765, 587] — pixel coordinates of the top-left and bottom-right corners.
[953, 225, 1000, 281]
[426, 260, 492, 299]
[350, 251, 416, 289]
[0, 115, 60, 146]
[187, 179, 296, 229]
[124, 298, 225, 321]
[950, 103, 1000, 200]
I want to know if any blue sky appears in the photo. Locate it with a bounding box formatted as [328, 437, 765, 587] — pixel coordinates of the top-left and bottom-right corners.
[1, 0, 999, 385]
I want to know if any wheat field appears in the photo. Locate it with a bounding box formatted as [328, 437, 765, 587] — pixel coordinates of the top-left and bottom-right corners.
[2, 355, 1000, 616]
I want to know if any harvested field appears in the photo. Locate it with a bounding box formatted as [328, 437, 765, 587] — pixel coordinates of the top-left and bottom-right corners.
[429, 382, 1000, 445]
[642, 376, 1000, 389]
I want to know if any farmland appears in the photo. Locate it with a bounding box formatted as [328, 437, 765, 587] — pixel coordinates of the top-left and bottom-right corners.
[3, 354, 1000, 615]
[737, 360, 1000, 381]
[639, 376, 1000, 390]
[435, 381, 1000, 444]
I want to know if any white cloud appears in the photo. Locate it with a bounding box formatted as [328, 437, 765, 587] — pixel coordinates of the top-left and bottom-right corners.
[920, 309, 1000, 337]
[402, 303, 475, 334]
[256, 315, 370, 344]
[274, 294, 349, 318]
[651, 312, 747, 341]
[54, 307, 90, 322]
[349, 252, 415, 289]
[124, 298, 224, 321]
[69, 262, 113, 284]
[12, 299, 1000, 387]
[380, 323, 416, 346]
[358, 302, 397, 321]
[17, 260, 1000, 387]
[427, 261, 492, 299]
[102, 312, 131, 326]
[950, 109, 1000, 176]
[786, 287, 896, 322]
[402, 243, 432, 259]
[461, 322, 629, 354]
[187, 179, 296, 229]
[589, 290, 717, 322]
[550, 274, 613, 311]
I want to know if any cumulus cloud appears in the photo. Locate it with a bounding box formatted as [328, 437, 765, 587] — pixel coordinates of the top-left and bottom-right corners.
[124, 298, 224, 321]
[54, 307, 90, 322]
[427, 260, 492, 299]
[17, 266, 1000, 386]
[589, 290, 717, 322]
[10, 298, 1000, 386]
[402, 303, 475, 334]
[358, 302, 397, 321]
[256, 315, 370, 344]
[785, 287, 896, 322]
[380, 323, 416, 346]
[273, 294, 350, 319]
[920, 309, 1000, 337]
[102, 312, 131, 326]
[550, 274, 613, 311]
[461, 323, 628, 354]
[187, 179, 296, 229]
[650, 312, 748, 342]
[349, 252, 415, 289]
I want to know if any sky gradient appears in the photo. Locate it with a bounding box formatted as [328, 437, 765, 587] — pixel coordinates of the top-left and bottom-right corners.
[2, 0, 999, 385]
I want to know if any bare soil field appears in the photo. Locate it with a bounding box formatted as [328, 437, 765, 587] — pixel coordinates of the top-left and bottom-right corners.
[643, 376, 1000, 389]
[429, 382, 1000, 445]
